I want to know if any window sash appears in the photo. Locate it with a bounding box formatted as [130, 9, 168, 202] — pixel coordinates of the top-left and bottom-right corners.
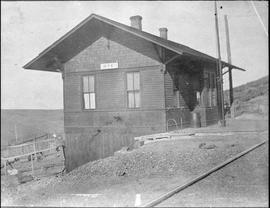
[128, 91, 135, 108]
[127, 90, 140, 108]
[205, 72, 216, 107]
[83, 93, 90, 109]
[196, 91, 201, 105]
[208, 89, 212, 107]
[83, 92, 96, 109]
[207, 73, 211, 89]
[83, 76, 95, 93]
[134, 91, 140, 108]
[127, 72, 140, 108]
[83, 75, 95, 109]
[211, 74, 215, 89]
[133, 73, 140, 90]
[127, 73, 134, 91]
[212, 89, 217, 106]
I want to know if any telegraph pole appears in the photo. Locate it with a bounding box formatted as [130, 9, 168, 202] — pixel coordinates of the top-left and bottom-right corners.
[214, 1, 226, 126]
[224, 15, 234, 106]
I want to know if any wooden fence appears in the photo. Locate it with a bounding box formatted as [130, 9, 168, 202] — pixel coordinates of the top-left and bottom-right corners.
[1, 134, 60, 176]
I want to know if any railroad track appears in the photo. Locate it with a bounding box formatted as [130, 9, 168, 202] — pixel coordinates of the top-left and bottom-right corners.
[135, 129, 268, 145]
[140, 139, 268, 207]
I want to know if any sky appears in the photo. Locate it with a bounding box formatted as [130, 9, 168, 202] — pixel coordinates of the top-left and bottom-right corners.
[1, 1, 268, 109]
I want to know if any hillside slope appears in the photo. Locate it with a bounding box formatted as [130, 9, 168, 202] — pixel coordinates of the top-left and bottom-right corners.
[1, 109, 63, 148]
[224, 76, 268, 118]
[224, 76, 268, 103]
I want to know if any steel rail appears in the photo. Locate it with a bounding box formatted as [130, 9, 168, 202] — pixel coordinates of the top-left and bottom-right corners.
[140, 139, 267, 207]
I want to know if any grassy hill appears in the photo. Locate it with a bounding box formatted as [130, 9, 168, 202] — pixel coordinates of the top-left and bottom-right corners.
[224, 76, 268, 118]
[224, 76, 268, 103]
[1, 109, 63, 149]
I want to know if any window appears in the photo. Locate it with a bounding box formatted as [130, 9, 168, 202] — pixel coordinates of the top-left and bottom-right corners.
[207, 73, 211, 89]
[196, 91, 201, 104]
[211, 73, 217, 106]
[82, 75, 95, 109]
[127, 72, 140, 108]
[205, 72, 217, 107]
[210, 73, 215, 89]
[173, 90, 180, 108]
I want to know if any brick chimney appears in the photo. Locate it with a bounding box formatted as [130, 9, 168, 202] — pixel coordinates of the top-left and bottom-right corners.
[159, 28, 168, 39]
[130, 15, 142, 30]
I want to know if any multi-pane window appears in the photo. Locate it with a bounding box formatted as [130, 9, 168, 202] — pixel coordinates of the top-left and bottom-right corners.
[127, 72, 140, 108]
[83, 75, 96, 109]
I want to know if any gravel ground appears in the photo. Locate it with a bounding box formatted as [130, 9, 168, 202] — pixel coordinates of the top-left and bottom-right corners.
[2, 127, 267, 207]
[158, 142, 269, 207]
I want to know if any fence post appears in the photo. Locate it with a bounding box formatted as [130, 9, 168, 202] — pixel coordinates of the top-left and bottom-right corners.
[4, 160, 7, 176]
[49, 139, 52, 154]
[34, 137, 37, 160]
[102, 134, 104, 158]
[31, 153, 34, 176]
[7, 147, 10, 160]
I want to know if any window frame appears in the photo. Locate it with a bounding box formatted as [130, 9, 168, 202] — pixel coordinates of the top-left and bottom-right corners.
[126, 71, 141, 109]
[205, 71, 217, 108]
[82, 75, 96, 110]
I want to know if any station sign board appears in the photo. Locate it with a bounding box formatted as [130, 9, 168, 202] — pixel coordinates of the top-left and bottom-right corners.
[100, 62, 118, 70]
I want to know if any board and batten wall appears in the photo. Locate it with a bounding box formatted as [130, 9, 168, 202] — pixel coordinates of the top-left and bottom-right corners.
[63, 34, 167, 171]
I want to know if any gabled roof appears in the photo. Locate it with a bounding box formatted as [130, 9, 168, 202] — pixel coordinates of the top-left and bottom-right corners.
[23, 13, 245, 72]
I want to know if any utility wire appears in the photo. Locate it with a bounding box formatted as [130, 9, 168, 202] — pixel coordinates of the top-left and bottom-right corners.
[229, 14, 266, 18]
[250, 1, 268, 36]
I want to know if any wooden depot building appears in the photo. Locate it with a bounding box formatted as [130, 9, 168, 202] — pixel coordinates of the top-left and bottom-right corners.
[24, 14, 245, 171]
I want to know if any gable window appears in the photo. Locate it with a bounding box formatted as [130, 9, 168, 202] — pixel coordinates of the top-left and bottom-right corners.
[82, 75, 96, 109]
[127, 72, 140, 108]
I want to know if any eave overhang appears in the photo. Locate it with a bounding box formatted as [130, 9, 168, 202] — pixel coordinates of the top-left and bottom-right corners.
[23, 13, 245, 73]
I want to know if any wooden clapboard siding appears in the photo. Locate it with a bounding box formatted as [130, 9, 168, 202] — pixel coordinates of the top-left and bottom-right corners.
[63, 33, 166, 171]
[65, 35, 161, 73]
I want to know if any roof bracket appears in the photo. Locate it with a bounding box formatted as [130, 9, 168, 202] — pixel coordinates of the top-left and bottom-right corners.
[164, 54, 181, 65]
[52, 56, 64, 72]
[153, 44, 164, 63]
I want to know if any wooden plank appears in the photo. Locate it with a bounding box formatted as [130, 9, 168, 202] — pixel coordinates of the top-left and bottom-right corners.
[1, 146, 57, 161]
[4, 138, 56, 159]
[8, 138, 55, 149]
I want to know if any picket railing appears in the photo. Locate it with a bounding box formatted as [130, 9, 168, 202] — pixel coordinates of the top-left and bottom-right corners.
[1, 135, 60, 176]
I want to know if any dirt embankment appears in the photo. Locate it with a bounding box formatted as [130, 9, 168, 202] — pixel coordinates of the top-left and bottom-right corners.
[2, 122, 267, 207]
